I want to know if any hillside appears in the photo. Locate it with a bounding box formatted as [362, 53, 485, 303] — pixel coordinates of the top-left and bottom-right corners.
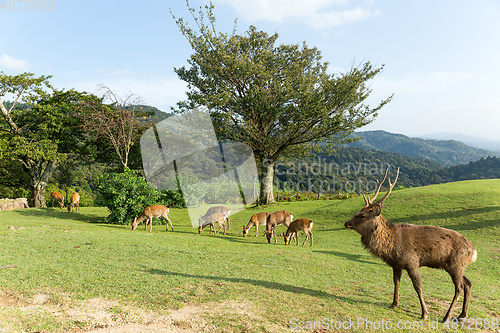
[275, 146, 500, 192]
[1, 180, 499, 332]
[348, 130, 498, 166]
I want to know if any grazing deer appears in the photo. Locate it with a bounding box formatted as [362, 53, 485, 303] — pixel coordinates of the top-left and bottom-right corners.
[198, 213, 227, 236]
[344, 168, 477, 322]
[50, 191, 64, 209]
[282, 218, 313, 247]
[132, 205, 173, 232]
[243, 212, 270, 237]
[67, 192, 80, 213]
[264, 210, 293, 244]
[199, 206, 230, 230]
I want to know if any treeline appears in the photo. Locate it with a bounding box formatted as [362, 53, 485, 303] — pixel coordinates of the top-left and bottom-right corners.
[274, 146, 500, 194]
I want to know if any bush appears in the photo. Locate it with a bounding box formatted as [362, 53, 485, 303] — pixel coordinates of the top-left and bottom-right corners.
[96, 168, 186, 225]
[96, 168, 160, 225]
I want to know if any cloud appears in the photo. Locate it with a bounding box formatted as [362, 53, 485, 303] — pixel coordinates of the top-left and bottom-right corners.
[0, 54, 30, 71]
[214, 0, 380, 29]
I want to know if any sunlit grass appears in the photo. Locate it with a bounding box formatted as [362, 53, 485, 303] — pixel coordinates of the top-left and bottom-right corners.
[0, 179, 499, 332]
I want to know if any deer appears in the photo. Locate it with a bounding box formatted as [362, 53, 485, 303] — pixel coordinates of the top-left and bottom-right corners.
[132, 204, 173, 232]
[344, 167, 477, 323]
[198, 213, 227, 236]
[50, 191, 64, 209]
[243, 212, 270, 237]
[282, 218, 314, 247]
[67, 192, 80, 213]
[264, 210, 293, 244]
[199, 206, 230, 230]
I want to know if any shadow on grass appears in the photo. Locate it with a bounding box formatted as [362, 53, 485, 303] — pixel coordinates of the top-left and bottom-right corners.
[313, 250, 381, 265]
[146, 268, 360, 303]
[391, 206, 500, 230]
[15, 207, 105, 223]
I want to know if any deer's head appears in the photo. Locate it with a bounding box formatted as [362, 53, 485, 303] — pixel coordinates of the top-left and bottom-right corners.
[131, 217, 138, 230]
[345, 168, 399, 235]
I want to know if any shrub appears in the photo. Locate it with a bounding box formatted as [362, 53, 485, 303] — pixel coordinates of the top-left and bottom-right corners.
[96, 168, 159, 225]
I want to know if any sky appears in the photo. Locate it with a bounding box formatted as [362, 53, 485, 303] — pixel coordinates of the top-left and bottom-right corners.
[1, 0, 500, 141]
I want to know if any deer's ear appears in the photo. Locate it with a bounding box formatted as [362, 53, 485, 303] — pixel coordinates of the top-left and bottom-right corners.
[372, 203, 382, 216]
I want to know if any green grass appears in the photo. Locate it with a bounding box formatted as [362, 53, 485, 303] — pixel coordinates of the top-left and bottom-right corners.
[1, 179, 499, 332]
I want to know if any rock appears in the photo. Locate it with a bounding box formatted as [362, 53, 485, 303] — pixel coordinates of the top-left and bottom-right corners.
[0, 198, 29, 211]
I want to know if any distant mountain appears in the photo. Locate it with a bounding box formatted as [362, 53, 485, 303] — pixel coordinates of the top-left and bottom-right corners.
[417, 133, 500, 152]
[348, 130, 499, 167]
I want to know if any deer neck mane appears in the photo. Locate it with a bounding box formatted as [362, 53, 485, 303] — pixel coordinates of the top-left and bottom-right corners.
[361, 215, 395, 260]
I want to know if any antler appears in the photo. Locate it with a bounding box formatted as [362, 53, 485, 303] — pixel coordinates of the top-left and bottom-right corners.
[372, 167, 400, 207]
[363, 168, 389, 207]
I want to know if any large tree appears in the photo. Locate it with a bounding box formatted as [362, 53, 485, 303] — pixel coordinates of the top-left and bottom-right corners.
[171, 2, 393, 204]
[0, 72, 90, 207]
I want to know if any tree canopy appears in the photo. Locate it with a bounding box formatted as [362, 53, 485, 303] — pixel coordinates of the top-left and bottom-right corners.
[1, 72, 90, 206]
[171, 2, 393, 204]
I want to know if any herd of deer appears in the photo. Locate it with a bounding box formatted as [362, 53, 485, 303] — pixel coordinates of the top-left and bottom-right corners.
[55, 167, 478, 323]
[49, 191, 80, 213]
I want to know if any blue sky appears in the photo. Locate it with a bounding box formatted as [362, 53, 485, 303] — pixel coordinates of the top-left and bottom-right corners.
[1, 0, 499, 141]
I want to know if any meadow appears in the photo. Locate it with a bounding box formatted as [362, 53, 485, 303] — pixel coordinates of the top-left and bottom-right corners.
[0, 179, 499, 332]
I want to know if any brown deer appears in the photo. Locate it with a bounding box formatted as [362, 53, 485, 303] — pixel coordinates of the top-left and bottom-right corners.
[67, 192, 79, 213]
[132, 205, 173, 232]
[243, 212, 270, 237]
[199, 206, 230, 230]
[50, 191, 64, 209]
[344, 168, 477, 323]
[264, 210, 293, 244]
[198, 213, 227, 236]
[282, 218, 313, 247]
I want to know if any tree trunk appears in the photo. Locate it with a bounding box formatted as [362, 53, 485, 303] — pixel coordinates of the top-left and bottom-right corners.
[259, 157, 275, 205]
[22, 159, 58, 207]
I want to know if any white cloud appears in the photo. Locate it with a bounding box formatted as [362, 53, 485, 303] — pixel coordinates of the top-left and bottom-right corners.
[0, 54, 30, 71]
[214, 0, 380, 29]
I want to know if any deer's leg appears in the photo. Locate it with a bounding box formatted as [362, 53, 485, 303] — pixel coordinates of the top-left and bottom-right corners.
[309, 231, 313, 247]
[302, 233, 308, 247]
[442, 270, 465, 323]
[390, 266, 402, 309]
[458, 276, 472, 319]
[168, 217, 173, 231]
[163, 214, 173, 231]
[407, 267, 428, 320]
[255, 224, 258, 237]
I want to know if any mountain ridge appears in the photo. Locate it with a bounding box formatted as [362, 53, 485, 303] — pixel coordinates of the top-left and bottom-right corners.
[348, 130, 499, 166]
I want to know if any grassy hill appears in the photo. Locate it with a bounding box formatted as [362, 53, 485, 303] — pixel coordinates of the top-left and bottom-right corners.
[349, 130, 498, 166]
[1, 180, 499, 332]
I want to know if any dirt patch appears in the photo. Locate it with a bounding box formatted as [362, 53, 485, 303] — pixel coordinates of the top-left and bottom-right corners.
[0, 291, 277, 332]
[0, 290, 25, 307]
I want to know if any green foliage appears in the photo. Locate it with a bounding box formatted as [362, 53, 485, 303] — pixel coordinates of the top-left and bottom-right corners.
[96, 168, 159, 224]
[96, 168, 185, 224]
